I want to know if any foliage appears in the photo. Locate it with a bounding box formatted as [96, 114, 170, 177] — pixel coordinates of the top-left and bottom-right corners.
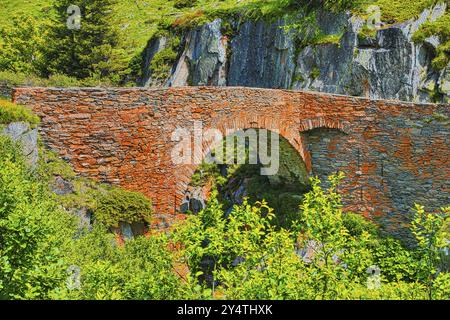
[94, 187, 153, 228]
[355, 0, 442, 24]
[343, 212, 379, 237]
[410, 204, 449, 299]
[0, 99, 40, 127]
[43, 0, 129, 83]
[0, 135, 186, 299]
[310, 67, 321, 80]
[174, 173, 449, 300]
[51, 225, 185, 300]
[0, 135, 76, 299]
[0, 71, 113, 90]
[0, 14, 47, 74]
[149, 37, 181, 82]
[174, 0, 199, 10]
[358, 24, 378, 40]
[312, 33, 343, 46]
[0, 0, 447, 86]
[1, 134, 449, 300]
[413, 13, 450, 70]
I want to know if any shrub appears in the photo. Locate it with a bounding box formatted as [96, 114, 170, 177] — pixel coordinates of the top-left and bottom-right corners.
[53, 225, 185, 300]
[343, 212, 379, 237]
[149, 45, 179, 81]
[174, 0, 198, 9]
[0, 99, 40, 127]
[94, 187, 153, 228]
[413, 13, 450, 70]
[411, 204, 449, 299]
[0, 135, 76, 299]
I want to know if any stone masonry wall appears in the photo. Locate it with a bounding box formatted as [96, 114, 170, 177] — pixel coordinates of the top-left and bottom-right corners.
[12, 87, 449, 233]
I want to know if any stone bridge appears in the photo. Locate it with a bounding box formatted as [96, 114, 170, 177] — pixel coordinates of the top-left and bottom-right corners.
[13, 87, 449, 231]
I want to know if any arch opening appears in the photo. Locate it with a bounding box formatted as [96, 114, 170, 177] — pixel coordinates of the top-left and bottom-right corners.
[179, 128, 311, 229]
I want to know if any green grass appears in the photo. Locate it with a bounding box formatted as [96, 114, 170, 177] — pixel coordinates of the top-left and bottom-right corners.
[312, 33, 343, 46]
[0, 0, 52, 28]
[0, 98, 40, 127]
[354, 0, 443, 24]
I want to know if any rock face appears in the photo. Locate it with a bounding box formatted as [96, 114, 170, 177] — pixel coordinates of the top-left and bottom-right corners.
[2, 122, 38, 167]
[292, 3, 448, 102]
[144, 3, 448, 103]
[0, 82, 11, 98]
[169, 19, 228, 87]
[228, 19, 297, 89]
[139, 36, 169, 87]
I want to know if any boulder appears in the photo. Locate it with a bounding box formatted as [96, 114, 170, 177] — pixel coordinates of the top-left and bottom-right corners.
[2, 122, 38, 167]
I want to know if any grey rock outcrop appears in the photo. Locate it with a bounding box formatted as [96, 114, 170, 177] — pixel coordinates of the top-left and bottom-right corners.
[143, 3, 448, 103]
[2, 122, 38, 167]
[169, 19, 227, 87]
[228, 18, 297, 89]
[51, 175, 74, 195]
[292, 3, 448, 102]
[139, 36, 169, 87]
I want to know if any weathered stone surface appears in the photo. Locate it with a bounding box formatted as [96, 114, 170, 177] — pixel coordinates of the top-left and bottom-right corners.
[120, 222, 134, 240]
[140, 36, 169, 87]
[51, 175, 74, 195]
[228, 18, 296, 89]
[169, 19, 227, 87]
[180, 186, 206, 213]
[13, 86, 449, 237]
[2, 121, 38, 167]
[292, 3, 448, 103]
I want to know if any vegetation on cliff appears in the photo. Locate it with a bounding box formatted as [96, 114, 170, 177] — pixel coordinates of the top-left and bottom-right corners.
[0, 0, 448, 87]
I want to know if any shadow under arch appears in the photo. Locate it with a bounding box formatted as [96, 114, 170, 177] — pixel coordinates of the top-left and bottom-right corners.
[178, 127, 312, 228]
[172, 115, 349, 219]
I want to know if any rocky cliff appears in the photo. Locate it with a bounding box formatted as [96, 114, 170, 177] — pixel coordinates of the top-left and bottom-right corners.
[141, 3, 449, 103]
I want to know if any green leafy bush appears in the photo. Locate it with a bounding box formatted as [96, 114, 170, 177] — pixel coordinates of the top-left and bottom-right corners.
[411, 204, 449, 299]
[0, 99, 40, 127]
[174, 0, 199, 9]
[0, 135, 76, 299]
[413, 13, 450, 70]
[94, 187, 153, 228]
[52, 225, 185, 300]
[343, 212, 379, 237]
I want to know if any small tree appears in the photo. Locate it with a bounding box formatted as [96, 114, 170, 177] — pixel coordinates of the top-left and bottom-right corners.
[44, 0, 128, 82]
[410, 204, 449, 299]
[0, 15, 47, 74]
[295, 173, 374, 299]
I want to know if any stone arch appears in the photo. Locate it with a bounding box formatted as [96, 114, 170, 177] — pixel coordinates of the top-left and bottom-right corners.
[173, 114, 308, 208]
[297, 118, 349, 173]
[173, 115, 348, 210]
